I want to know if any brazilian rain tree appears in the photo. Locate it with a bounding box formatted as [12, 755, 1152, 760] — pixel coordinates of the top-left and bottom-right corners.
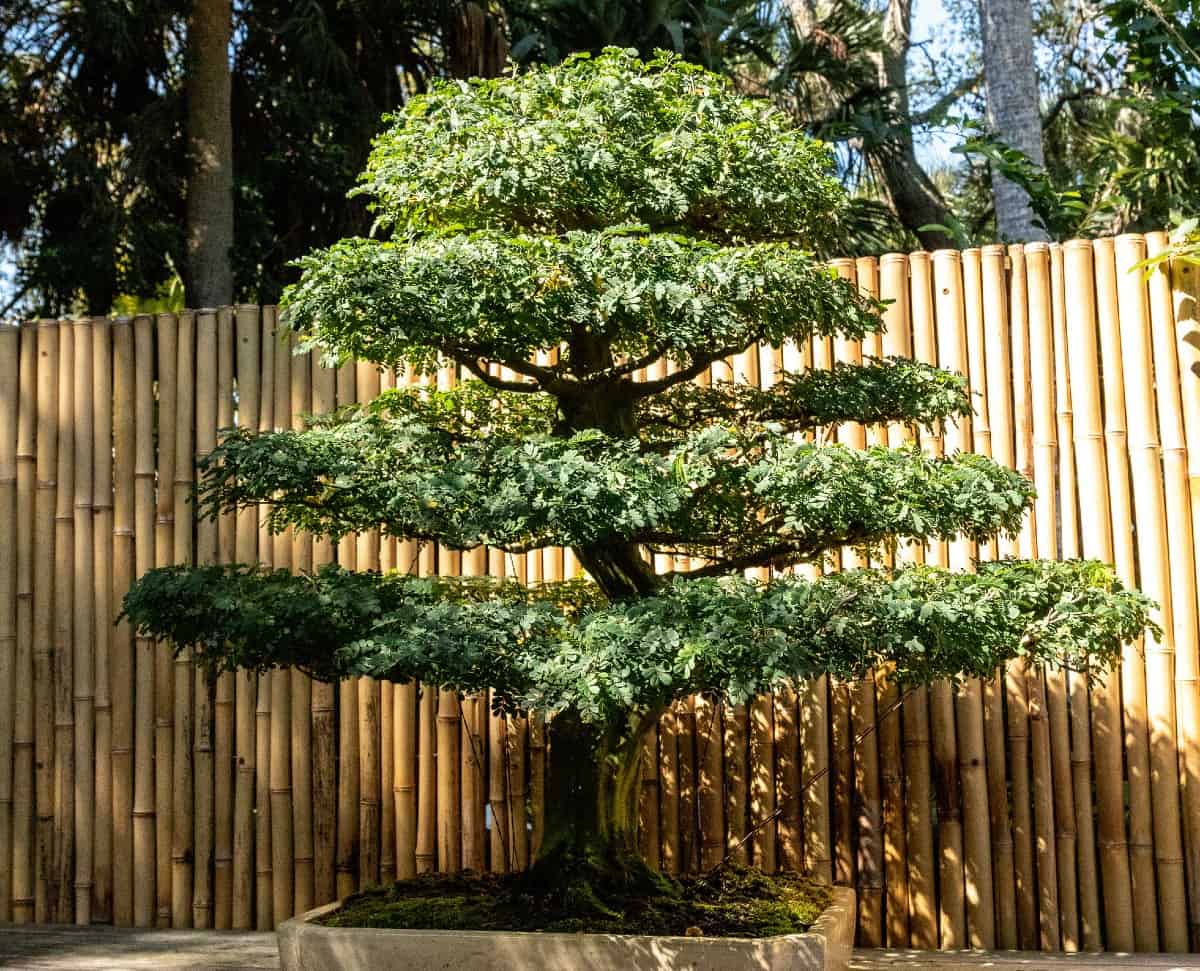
[124, 50, 1155, 900]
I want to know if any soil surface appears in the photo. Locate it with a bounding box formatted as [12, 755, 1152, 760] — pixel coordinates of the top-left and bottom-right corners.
[322, 864, 831, 938]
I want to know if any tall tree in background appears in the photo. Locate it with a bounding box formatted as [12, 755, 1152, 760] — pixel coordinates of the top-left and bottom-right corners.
[979, 0, 1046, 240]
[782, 0, 960, 249]
[0, 0, 186, 316]
[185, 0, 234, 306]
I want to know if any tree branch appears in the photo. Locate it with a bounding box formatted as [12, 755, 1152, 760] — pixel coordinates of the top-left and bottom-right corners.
[460, 358, 544, 393]
[628, 344, 748, 398]
[443, 344, 563, 388]
[913, 70, 983, 126]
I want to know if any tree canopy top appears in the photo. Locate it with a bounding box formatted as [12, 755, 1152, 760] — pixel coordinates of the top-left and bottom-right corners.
[283, 49, 882, 392]
[356, 48, 844, 241]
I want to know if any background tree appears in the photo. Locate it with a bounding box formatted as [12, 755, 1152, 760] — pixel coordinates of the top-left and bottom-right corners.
[123, 51, 1153, 905]
[185, 0, 234, 306]
[979, 0, 1047, 240]
[0, 0, 511, 313]
[0, 0, 187, 315]
[4, 0, 1195, 317]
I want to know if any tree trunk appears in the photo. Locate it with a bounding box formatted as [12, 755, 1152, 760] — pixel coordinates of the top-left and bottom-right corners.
[979, 0, 1047, 242]
[445, 2, 509, 80]
[185, 0, 235, 306]
[539, 710, 644, 857]
[870, 0, 958, 250]
[524, 708, 671, 905]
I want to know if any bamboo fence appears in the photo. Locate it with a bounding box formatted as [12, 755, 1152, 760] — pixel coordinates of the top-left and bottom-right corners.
[2, 235, 1200, 951]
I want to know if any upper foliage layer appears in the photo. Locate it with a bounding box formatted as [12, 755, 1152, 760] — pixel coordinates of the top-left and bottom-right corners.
[282, 49, 881, 381]
[356, 48, 844, 241]
[122, 559, 1155, 722]
[284, 231, 881, 377]
[196, 410, 1033, 565]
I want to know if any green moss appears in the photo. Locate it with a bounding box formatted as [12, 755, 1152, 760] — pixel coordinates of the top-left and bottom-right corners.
[322, 865, 831, 939]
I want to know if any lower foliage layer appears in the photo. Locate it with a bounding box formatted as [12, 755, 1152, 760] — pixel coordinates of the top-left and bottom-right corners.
[320, 864, 831, 938]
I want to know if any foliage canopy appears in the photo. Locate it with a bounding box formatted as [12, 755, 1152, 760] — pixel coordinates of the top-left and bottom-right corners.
[124, 49, 1154, 866]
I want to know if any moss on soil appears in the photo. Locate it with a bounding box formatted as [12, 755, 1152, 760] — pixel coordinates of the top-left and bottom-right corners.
[321, 865, 831, 938]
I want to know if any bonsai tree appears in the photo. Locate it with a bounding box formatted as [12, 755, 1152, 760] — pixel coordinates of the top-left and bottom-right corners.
[124, 49, 1153, 907]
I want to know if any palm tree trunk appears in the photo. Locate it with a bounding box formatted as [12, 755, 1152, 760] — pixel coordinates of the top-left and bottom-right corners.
[185, 0, 235, 306]
[979, 0, 1048, 241]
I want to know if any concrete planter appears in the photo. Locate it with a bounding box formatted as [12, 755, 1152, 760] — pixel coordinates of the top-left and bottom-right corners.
[277, 884, 855, 971]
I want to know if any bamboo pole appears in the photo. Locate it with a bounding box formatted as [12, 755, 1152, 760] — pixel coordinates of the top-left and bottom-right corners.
[404, 374, 434, 879]
[498, 518, 530, 874]
[1024, 244, 1063, 951]
[911, 250, 965, 950]
[809, 275, 854, 894]
[171, 311, 196, 928]
[131, 315, 156, 927]
[867, 264, 908, 946]
[849, 665, 883, 945]
[529, 709, 545, 861]
[880, 253, 932, 947]
[334, 359, 358, 898]
[89, 318, 112, 923]
[999, 246, 1037, 950]
[192, 310, 218, 930]
[415, 673, 436, 875]
[833, 262, 883, 941]
[435, 652, 462, 872]
[270, 310, 294, 924]
[773, 687, 800, 873]
[660, 704, 682, 874]
[0, 323, 18, 923]
[507, 709, 529, 872]
[978, 245, 1018, 949]
[290, 336, 315, 915]
[376, 368, 397, 886]
[433, 364, 462, 876]
[254, 313, 275, 929]
[52, 319, 75, 922]
[110, 319, 134, 927]
[12, 320, 36, 925]
[380, 649, 395, 885]
[1042, 242, 1084, 952]
[1094, 238, 1158, 951]
[861, 271, 906, 942]
[1151, 232, 1200, 949]
[231, 305, 259, 929]
[676, 696, 698, 873]
[901, 673, 934, 949]
[775, 348, 806, 882]
[461, 546, 486, 873]
[213, 306, 235, 928]
[831, 613, 854, 884]
[716, 705, 745, 870]
[638, 720, 661, 871]
[153, 312, 177, 928]
[356, 360, 381, 887]
[960, 249, 998, 940]
[310, 352, 337, 904]
[1114, 234, 1188, 951]
[487, 686, 508, 873]
[1063, 238, 1135, 951]
[1051, 242, 1099, 945]
[33, 320, 57, 923]
[933, 248, 994, 950]
[874, 667, 908, 947]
